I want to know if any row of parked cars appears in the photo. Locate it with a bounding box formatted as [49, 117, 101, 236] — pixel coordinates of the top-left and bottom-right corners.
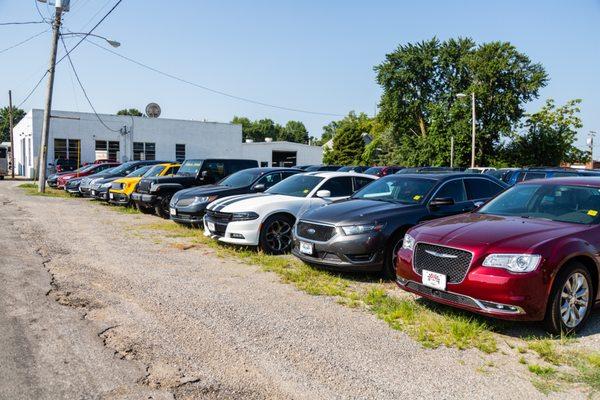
[47, 160, 600, 334]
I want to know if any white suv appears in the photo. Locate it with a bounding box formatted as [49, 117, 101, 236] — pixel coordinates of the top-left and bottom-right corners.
[203, 172, 377, 254]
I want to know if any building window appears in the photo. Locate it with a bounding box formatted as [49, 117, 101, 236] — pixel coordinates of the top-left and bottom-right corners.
[133, 142, 156, 161]
[175, 144, 186, 162]
[95, 140, 120, 161]
[54, 138, 80, 162]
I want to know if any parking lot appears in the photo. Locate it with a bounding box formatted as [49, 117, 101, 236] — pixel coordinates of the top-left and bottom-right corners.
[1, 180, 598, 399]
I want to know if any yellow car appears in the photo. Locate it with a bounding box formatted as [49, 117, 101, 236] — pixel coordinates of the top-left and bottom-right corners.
[108, 162, 180, 206]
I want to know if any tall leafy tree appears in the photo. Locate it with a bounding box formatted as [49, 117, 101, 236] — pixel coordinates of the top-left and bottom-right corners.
[375, 37, 548, 166]
[117, 108, 143, 116]
[0, 106, 26, 143]
[279, 120, 309, 143]
[503, 99, 589, 166]
[324, 112, 372, 165]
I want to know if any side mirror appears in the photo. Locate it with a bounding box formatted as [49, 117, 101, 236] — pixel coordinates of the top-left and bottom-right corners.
[253, 183, 266, 192]
[316, 190, 331, 198]
[199, 170, 208, 180]
[429, 197, 455, 207]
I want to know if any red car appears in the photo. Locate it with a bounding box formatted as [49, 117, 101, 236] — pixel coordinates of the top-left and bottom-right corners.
[56, 162, 120, 189]
[396, 177, 600, 334]
[364, 166, 403, 177]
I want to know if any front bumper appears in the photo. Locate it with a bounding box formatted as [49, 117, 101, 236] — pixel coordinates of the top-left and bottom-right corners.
[395, 248, 547, 321]
[108, 191, 130, 205]
[203, 214, 260, 246]
[169, 202, 208, 225]
[291, 229, 385, 272]
[90, 187, 110, 201]
[131, 192, 159, 206]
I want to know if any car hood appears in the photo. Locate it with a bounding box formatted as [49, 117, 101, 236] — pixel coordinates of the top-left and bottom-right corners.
[413, 213, 592, 249]
[208, 193, 298, 212]
[96, 177, 119, 185]
[300, 199, 422, 225]
[176, 184, 240, 199]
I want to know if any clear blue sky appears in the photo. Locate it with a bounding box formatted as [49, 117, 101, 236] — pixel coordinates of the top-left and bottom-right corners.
[1, 0, 598, 151]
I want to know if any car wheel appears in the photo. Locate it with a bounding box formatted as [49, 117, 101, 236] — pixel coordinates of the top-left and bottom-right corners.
[259, 215, 294, 255]
[155, 195, 173, 219]
[135, 202, 155, 214]
[382, 230, 407, 279]
[544, 262, 594, 334]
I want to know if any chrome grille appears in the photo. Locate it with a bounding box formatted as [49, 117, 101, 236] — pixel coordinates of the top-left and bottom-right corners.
[176, 197, 195, 207]
[136, 179, 152, 194]
[296, 221, 336, 242]
[413, 243, 472, 284]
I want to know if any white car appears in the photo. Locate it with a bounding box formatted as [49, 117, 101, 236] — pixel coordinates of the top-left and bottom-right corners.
[203, 172, 378, 254]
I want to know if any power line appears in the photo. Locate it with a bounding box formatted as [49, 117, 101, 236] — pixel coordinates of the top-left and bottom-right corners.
[56, 0, 123, 65]
[16, 0, 123, 108]
[86, 40, 345, 117]
[0, 21, 46, 26]
[34, 0, 52, 24]
[0, 29, 49, 54]
[60, 34, 121, 132]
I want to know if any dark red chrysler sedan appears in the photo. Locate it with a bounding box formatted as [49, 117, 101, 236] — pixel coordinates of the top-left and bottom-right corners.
[396, 177, 600, 334]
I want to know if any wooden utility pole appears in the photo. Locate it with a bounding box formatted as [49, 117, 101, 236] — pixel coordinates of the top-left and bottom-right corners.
[8, 90, 15, 178]
[37, 7, 63, 192]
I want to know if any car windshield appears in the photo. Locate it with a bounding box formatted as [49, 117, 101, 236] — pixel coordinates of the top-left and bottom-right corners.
[478, 183, 600, 224]
[352, 176, 436, 204]
[219, 169, 261, 187]
[142, 164, 166, 177]
[266, 174, 323, 197]
[126, 165, 152, 177]
[337, 166, 355, 172]
[364, 167, 383, 175]
[177, 160, 203, 176]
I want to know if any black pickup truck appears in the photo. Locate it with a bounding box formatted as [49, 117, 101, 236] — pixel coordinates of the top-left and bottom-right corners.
[131, 158, 258, 217]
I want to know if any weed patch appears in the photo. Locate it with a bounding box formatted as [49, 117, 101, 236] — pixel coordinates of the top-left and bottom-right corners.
[18, 183, 70, 198]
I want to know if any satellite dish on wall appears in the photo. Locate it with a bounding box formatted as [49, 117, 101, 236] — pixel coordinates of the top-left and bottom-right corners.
[145, 103, 161, 118]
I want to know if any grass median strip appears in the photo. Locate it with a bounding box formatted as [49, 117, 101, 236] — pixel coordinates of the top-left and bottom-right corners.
[19, 183, 71, 198]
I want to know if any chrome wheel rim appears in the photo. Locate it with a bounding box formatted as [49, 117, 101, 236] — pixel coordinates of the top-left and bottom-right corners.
[560, 272, 590, 328]
[265, 220, 292, 252]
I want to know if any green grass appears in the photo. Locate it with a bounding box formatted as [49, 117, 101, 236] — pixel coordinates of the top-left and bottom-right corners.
[528, 364, 556, 377]
[18, 183, 71, 198]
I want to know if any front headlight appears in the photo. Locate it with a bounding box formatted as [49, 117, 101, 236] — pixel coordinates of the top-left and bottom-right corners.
[482, 254, 541, 273]
[150, 182, 158, 192]
[196, 195, 218, 204]
[231, 211, 259, 221]
[402, 233, 415, 251]
[120, 182, 128, 190]
[341, 223, 384, 235]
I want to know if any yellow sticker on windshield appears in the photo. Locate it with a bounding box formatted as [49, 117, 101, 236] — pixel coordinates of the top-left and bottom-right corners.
[303, 189, 309, 194]
[588, 210, 598, 217]
[413, 195, 422, 201]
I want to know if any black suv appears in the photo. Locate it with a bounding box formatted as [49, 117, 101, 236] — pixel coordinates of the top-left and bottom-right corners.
[169, 167, 301, 226]
[132, 158, 258, 217]
[292, 173, 507, 277]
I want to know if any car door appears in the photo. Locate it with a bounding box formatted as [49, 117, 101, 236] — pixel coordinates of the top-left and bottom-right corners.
[463, 177, 506, 207]
[428, 178, 473, 217]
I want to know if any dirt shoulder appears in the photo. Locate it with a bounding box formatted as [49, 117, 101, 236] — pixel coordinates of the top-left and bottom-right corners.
[0, 181, 593, 399]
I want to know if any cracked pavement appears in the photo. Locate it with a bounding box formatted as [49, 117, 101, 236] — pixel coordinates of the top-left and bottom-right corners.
[0, 181, 591, 399]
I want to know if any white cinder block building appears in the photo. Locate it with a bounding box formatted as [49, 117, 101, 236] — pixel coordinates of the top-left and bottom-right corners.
[12, 109, 323, 178]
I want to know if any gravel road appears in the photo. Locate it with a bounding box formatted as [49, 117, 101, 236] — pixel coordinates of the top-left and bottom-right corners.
[0, 181, 590, 399]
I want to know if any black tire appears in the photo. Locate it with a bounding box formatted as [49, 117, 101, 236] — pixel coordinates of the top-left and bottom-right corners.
[0, 175, 4, 180]
[259, 214, 295, 255]
[135, 202, 155, 214]
[382, 229, 408, 279]
[154, 194, 173, 219]
[544, 261, 594, 335]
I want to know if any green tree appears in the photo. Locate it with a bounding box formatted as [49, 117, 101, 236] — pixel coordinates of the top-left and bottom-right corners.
[278, 120, 309, 143]
[325, 112, 372, 165]
[0, 106, 26, 143]
[375, 37, 548, 167]
[503, 99, 589, 166]
[117, 108, 143, 116]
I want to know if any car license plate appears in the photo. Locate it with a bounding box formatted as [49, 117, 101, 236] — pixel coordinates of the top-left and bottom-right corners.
[299, 241, 314, 255]
[206, 221, 215, 232]
[109, 193, 114, 199]
[91, 190, 96, 196]
[170, 207, 176, 216]
[422, 269, 447, 291]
